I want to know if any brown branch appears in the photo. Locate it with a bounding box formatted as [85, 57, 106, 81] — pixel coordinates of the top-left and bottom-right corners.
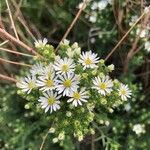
[55, 0, 89, 51]
[0, 57, 31, 67]
[0, 73, 17, 83]
[0, 40, 9, 46]
[0, 28, 41, 56]
[0, 47, 34, 57]
[104, 7, 148, 61]
[5, 0, 19, 39]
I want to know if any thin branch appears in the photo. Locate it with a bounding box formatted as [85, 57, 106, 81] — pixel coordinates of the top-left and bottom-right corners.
[40, 129, 50, 150]
[104, 7, 148, 61]
[0, 57, 31, 67]
[0, 28, 40, 56]
[55, 0, 89, 51]
[0, 40, 9, 46]
[0, 47, 34, 57]
[10, 0, 37, 41]
[0, 73, 17, 83]
[5, 0, 19, 40]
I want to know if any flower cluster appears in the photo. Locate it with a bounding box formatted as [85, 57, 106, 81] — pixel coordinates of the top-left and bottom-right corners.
[132, 124, 145, 136]
[17, 39, 132, 142]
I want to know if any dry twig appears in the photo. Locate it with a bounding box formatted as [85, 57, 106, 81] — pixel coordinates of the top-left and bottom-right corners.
[55, 0, 89, 51]
[0, 57, 31, 67]
[0, 73, 17, 83]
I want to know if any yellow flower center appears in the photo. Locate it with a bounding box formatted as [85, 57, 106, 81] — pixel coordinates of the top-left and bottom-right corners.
[73, 92, 81, 100]
[121, 89, 126, 95]
[61, 64, 69, 72]
[99, 83, 107, 90]
[85, 58, 92, 65]
[46, 79, 54, 87]
[28, 82, 35, 89]
[48, 97, 55, 105]
[63, 79, 72, 87]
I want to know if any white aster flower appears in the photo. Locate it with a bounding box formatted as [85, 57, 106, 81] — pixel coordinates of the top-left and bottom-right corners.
[40, 63, 55, 78]
[56, 73, 79, 96]
[38, 91, 61, 113]
[34, 38, 48, 48]
[16, 75, 36, 94]
[133, 124, 145, 135]
[53, 57, 75, 74]
[36, 72, 56, 92]
[97, 0, 108, 10]
[92, 75, 113, 95]
[30, 63, 44, 75]
[118, 84, 132, 101]
[144, 41, 150, 52]
[78, 50, 99, 70]
[67, 88, 89, 107]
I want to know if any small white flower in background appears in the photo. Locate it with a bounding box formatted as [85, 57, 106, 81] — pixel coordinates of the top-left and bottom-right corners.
[16, 76, 36, 94]
[30, 63, 44, 75]
[53, 57, 75, 74]
[124, 103, 131, 112]
[90, 38, 96, 44]
[89, 12, 97, 23]
[78, 0, 88, 10]
[144, 6, 150, 14]
[91, 2, 98, 10]
[67, 88, 89, 107]
[36, 73, 57, 92]
[78, 50, 99, 70]
[38, 91, 61, 113]
[34, 38, 48, 48]
[56, 72, 79, 96]
[144, 41, 150, 52]
[92, 75, 113, 95]
[133, 124, 145, 135]
[107, 0, 113, 4]
[136, 28, 148, 38]
[129, 15, 138, 26]
[118, 84, 132, 101]
[97, 0, 108, 10]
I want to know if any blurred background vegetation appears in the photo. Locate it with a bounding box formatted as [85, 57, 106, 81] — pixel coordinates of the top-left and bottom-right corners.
[0, 0, 150, 149]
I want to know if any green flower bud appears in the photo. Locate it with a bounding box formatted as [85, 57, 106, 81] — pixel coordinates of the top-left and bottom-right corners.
[100, 98, 107, 105]
[24, 104, 30, 109]
[99, 59, 105, 64]
[108, 64, 114, 71]
[49, 127, 55, 133]
[58, 131, 65, 140]
[74, 120, 80, 127]
[92, 69, 97, 75]
[82, 73, 88, 79]
[66, 111, 72, 117]
[52, 138, 58, 143]
[90, 128, 95, 135]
